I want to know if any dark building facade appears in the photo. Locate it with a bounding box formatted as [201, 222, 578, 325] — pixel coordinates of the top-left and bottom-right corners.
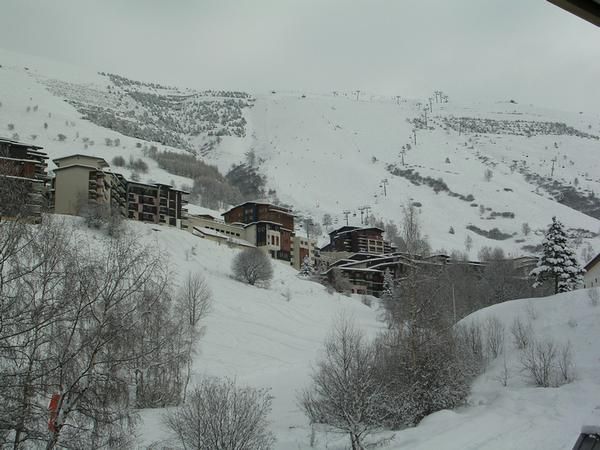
[322, 226, 394, 254]
[0, 137, 49, 220]
[222, 201, 295, 262]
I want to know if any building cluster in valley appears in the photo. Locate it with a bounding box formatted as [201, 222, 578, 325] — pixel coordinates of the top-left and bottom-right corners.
[2, 136, 599, 293]
[0, 137, 315, 270]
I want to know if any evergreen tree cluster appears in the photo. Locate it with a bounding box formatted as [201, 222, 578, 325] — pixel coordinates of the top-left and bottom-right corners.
[530, 216, 585, 293]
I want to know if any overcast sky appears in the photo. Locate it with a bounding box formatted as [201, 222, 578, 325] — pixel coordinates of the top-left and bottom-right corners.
[2, 0, 599, 111]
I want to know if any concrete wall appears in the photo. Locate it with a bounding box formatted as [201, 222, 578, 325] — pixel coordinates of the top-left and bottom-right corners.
[53, 166, 93, 215]
[292, 236, 317, 270]
[584, 261, 600, 289]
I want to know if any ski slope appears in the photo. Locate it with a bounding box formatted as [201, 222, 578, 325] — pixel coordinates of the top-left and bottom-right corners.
[1, 47, 599, 260]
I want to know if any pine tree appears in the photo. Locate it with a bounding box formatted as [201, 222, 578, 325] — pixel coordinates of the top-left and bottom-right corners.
[530, 216, 585, 293]
[300, 255, 314, 277]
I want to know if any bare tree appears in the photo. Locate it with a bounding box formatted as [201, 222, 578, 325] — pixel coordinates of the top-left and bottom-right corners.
[300, 316, 389, 450]
[0, 217, 199, 449]
[400, 203, 429, 256]
[510, 317, 532, 350]
[520, 338, 558, 387]
[176, 272, 212, 400]
[232, 248, 273, 286]
[164, 377, 275, 450]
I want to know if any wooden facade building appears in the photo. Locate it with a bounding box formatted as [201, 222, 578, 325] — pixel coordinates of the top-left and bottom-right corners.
[0, 137, 49, 220]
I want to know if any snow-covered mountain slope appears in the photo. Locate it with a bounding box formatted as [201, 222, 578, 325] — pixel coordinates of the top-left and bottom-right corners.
[101, 219, 600, 449]
[389, 289, 600, 450]
[1, 47, 599, 260]
[230, 92, 600, 258]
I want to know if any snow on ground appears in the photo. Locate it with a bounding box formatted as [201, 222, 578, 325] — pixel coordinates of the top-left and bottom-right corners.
[387, 289, 600, 450]
[2, 49, 600, 448]
[221, 91, 600, 259]
[123, 218, 600, 450]
[119, 220, 381, 449]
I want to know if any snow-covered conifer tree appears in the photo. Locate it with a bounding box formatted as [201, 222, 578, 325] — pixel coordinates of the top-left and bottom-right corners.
[530, 216, 585, 293]
[300, 256, 314, 277]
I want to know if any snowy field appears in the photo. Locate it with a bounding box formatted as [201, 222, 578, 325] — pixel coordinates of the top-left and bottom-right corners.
[120, 220, 600, 450]
[117, 220, 381, 449]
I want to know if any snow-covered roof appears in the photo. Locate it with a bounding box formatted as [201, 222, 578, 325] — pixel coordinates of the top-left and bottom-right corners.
[0, 136, 44, 150]
[222, 200, 293, 216]
[52, 163, 106, 172]
[193, 226, 255, 248]
[580, 425, 600, 435]
[584, 253, 600, 272]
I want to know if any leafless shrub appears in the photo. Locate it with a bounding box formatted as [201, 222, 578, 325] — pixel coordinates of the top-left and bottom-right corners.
[495, 352, 511, 387]
[232, 248, 273, 286]
[520, 337, 575, 387]
[300, 316, 388, 450]
[521, 338, 557, 387]
[112, 155, 126, 169]
[484, 316, 505, 359]
[510, 317, 532, 350]
[164, 377, 275, 450]
[557, 341, 575, 384]
[329, 267, 353, 295]
[456, 322, 484, 364]
[361, 295, 373, 307]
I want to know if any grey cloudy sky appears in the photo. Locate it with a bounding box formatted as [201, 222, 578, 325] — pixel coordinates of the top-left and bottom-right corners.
[2, 0, 599, 111]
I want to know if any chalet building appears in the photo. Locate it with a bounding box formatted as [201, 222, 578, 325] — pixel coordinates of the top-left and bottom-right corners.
[323, 252, 452, 296]
[321, 226, 394, 255]
[323, 251, 488, 297]
[51, 154, 187, 229]
[0, 137, 49, 221]
[583, 253, 600, 289]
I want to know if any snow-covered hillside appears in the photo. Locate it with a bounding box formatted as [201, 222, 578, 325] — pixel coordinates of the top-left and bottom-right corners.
[1, 47, 599, 260]
[121, 220, 600, 449]
[389, 289, 600, 450]
[125, 220, 381, 449]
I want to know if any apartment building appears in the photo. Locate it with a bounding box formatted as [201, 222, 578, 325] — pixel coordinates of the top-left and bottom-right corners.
[0, 137, 49, 220]
[222, 201, 295, 262]
[321, 226, 395, 254]
[51, 155, 126, 216]
[51, 153, 187, 228]
[127, 181, 188, 228]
